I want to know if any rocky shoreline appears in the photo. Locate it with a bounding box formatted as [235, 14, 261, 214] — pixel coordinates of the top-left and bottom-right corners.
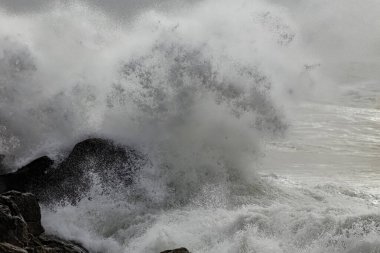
[0, 138, 146, 204]
[0, 190, 88, 253]
[0, 138, 190, 253]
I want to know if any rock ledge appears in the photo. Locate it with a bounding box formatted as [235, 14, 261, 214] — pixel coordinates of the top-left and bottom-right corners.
[0, 190, 88, 253]
[160, 248, 190, 253]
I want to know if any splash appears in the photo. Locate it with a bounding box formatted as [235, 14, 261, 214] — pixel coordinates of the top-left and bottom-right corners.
[1, 0, 379, 252]
[0, 0, 329, 167]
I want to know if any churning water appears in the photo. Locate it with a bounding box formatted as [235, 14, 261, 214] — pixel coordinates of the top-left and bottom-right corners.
[1, 0, 380, 252]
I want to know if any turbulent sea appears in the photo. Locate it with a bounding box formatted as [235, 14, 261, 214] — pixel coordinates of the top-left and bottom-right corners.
[1, 0, 380, 252]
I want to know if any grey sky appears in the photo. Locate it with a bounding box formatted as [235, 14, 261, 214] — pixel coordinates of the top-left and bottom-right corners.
[0, 0, 199, 19]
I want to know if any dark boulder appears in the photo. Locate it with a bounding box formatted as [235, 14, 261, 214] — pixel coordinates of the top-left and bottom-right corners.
[39, 138, 147, 203]
[161, 248, 191, 253]
[0, 194, 29, 247]
[0, 242, 27, 253]
[0, 138, 147, 204]
[2, 191, 44, 236]
[0, 156, 53, 194]
[0, 191, 88, 253]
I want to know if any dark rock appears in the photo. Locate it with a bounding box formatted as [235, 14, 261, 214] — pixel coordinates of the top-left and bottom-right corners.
[0, 242, 27, 253]
[0, 138, 146, 204]
[0, 194, 30, 247]
[37, 234, 88, 253]
[161, 248, 191, 253]
[0, 191, 88, 253]
[2, 191, 44, 236]
[0, 156, 54, 194]
[40, 138, 146, 204]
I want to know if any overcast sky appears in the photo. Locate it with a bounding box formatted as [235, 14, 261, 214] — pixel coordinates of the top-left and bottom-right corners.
[0, 0, 199, 20]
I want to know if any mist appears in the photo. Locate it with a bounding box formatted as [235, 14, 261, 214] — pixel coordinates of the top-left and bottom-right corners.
[1, 1, 380, 253]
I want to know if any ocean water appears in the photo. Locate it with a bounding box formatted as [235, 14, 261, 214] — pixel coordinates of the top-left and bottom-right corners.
[263, 80, 380, 192]
[0, 0, 380, 252]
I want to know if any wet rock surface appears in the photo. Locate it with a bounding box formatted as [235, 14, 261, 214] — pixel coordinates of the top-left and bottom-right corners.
[160, 248, 190, 253]
[0, 139, 190, 253]
[43, 138, 146, 203]
[0, 191, 88, 253]
[2, 191, 44, 236]
[0, 156, 53, 196]
[0, 138, 147, 204]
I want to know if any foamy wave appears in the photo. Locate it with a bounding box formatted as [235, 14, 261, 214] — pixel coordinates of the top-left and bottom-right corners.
[2, 0, 380, 253]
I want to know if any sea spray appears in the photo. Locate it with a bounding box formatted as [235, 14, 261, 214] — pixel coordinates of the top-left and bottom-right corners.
[0, 0, 328, 167]
[1, 0, 380, 252]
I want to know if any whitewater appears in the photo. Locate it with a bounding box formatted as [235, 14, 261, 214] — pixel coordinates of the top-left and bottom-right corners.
[1, 0, 380, 252]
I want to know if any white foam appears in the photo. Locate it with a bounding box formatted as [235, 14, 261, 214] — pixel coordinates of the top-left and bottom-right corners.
[1, 0, 380, 252]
